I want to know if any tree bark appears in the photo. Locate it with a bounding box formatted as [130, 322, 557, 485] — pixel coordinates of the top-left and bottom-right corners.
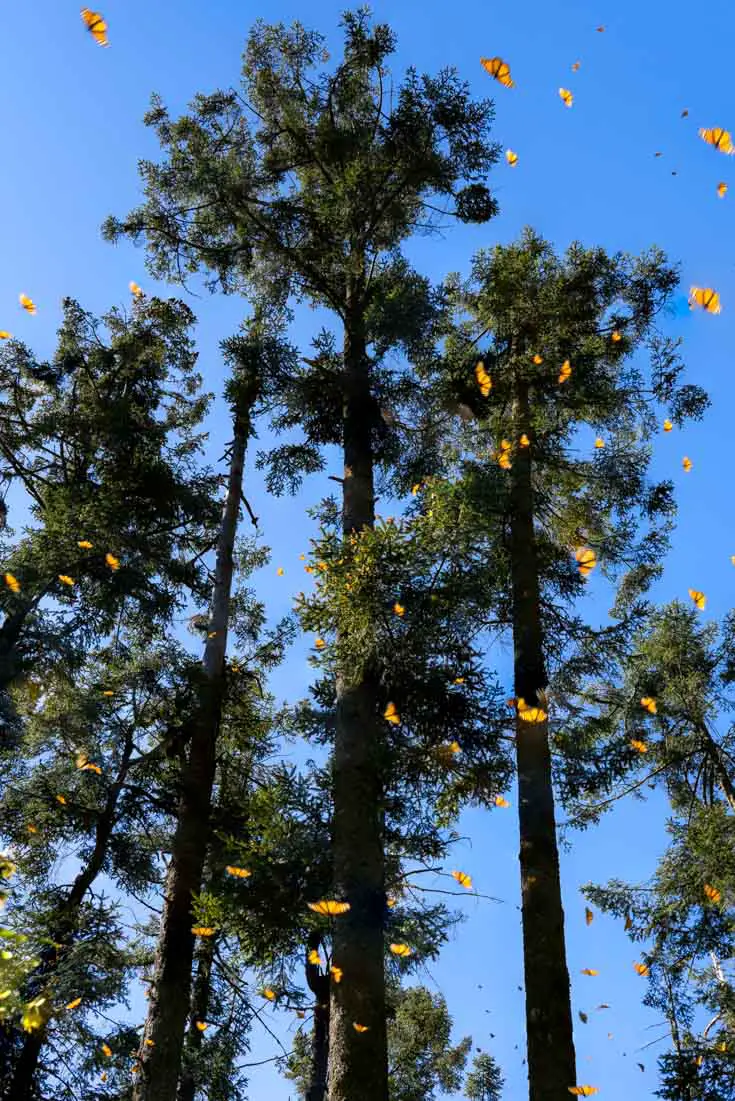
[133, 414, 248, 1101]
[327, 292, 388, 1101]
[176, 933, 215, 1101]
[5, 735, 134, 1101]
[509, 380, 577, 1100]
[305, 933, 330, 1101]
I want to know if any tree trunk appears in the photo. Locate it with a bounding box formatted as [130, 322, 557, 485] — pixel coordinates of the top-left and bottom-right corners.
[5, 738, 133, 1101]
[327, 296, 388, 1101]
[133, 415, 248, 1101]
[509, 380, 577, 1100]
[305, 934, 330, 1101]
[176, 933, 215, 1101]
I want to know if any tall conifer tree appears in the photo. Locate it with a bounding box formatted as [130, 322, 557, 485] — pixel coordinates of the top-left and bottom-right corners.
[424, 229, 708, 1099]
[103, 11, 499, 1097]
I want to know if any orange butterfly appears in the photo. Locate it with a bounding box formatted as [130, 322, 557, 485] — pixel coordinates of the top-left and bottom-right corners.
[129, 281, 144, 297]
[575, 548, 597, 577]
[517, 698, 547, 723]
[663, 419, 672, 432]
[559, 88, 573, 108]
[688, 589, 706, 610]
[81, 9, 109, 47]
[630, 739, 648, 753]
[633, 962, 649, 976]
[689, 286, 721, 313]
[506, 149, 519, 167]
[19, 294, 36, 315]
[580, 968, 598, 976]
[225, 866, 251, 878]
[558, 359, 572, 383]
[308, 900, 351, 916]
[568, 1089, 599, 1097]
[452, 870, 473, 889]
[353, 1023, 370, 1033]
[475, 360, 492, 397]
[383, 702, 400, 725]
[585, 907, 594, 926]
[682, 456, 692, 472]
[699, 127, 734, 154]
[480, 57, 514, 88]
[389, 943, 412, 957]
[494, 795, 510, 808]
[640, 697, 657, 714]
[704, 884, 721, 903]
[718, 182, 728, 198]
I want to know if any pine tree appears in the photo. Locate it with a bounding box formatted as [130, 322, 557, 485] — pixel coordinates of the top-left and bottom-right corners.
[103, 11, 499, 1098]
[578, 602, 735, 1098]
[423, 228, 708, 1099]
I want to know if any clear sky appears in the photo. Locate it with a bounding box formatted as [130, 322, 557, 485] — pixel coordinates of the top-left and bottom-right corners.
[2, 1, 734, 1097]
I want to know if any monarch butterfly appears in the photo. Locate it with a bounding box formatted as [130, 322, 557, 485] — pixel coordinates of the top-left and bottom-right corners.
[195, 1021, 208, 1031]
[308, 900, 350, 916]
[480, 57, 514, 88]
[568, 1089, 599, 1097]
[101, 1043, 112, 1057]
[452, 870, 473, 889]
[105, 553, 120, 570]
[4, 573, 20, 593]
[331, 965, 343, 982]
[558, 359, 572, 383]
[0, 332, 11, 340]
[585, 907, 594, 926]
[191, 926, 216, 937]
[519, 433, 530, 448]
[81, 9, 109, 47]
[663, 419, 672, 432]
[689, 286, 721, 313]
[580, 968, 598, 976]
[559, 88, 573, 108]
[389, 943, 412, 957]
[688, 588, 706, 610]
[533, 353, 543, 364]
[640, 696, 657, 714]
[225, 865, 251, 878]
[393, 601, 405, 617]
[718, 181, 728, 198]
[263, 987, 276, 1001]
[314, 637, 326, 649]
[575, 548, 597, 577]
[65, 996, 82, 1010]
[19, 293, 36, 315]
[517, 698, 547, 723]
[571, 60, 581, 72]
[594, 438, 605, 449]
[634, 962, 649, 977]
[58, 575, 75, 587]
[704, 884, 721, 903]
[353, 1023, 370, 1032]
[506, 149, 519, 167]
[611, 330, 622, 342]
[475, 360, 492, 397]
[630, 739, 648, 753]
[682, 456, 692, 472]
[383, 701, 400, 725]
[699, 127, 734, 154]
[494, 795, 510, 808]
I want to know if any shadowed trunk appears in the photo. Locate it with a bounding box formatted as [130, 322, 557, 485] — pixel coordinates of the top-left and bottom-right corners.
[5, 731, 135, 1101]
[305, 933, 330, 1101]
[133, 413, 248, 1101]
[509, 379, 576, 1100]
[328, 291, 388, 1101]
[176, 932, 216, 1101]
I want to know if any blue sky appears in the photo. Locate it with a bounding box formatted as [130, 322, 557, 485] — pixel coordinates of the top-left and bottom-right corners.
[2, 0, 734, 1097]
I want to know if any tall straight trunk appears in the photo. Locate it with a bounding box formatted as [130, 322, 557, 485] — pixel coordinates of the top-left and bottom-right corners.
[305, 934, 330, 1101]
[328, 290, 388, 1101]
[133, 415, 248, 1101]
[6, 734, 134, 1101]
[509, 380, 577, 1100]
[176, 933, 215, 1101]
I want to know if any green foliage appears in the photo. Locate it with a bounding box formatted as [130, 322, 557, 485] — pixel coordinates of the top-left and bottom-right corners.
[465, 1051, 505, 1100]
[284, 984, 473, 1100]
